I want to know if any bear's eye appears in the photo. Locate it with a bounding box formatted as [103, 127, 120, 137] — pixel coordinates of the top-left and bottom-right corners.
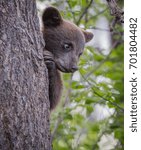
[63, 43, 72, 51]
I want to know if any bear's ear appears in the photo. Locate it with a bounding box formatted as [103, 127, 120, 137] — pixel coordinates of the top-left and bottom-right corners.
[82, 30, 94, 43]
[42, 6, 63, 27]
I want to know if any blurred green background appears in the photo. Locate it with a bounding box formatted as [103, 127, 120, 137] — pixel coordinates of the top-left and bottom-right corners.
[37, 0, 124, 149]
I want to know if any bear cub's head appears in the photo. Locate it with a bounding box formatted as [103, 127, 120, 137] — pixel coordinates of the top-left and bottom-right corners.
[42, 6, 93, 73]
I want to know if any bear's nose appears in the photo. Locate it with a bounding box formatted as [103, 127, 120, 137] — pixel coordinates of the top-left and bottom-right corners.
[71, 66, 78, 72]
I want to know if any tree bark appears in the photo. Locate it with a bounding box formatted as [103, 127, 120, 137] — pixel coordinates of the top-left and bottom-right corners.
[0, 0, 51, 149]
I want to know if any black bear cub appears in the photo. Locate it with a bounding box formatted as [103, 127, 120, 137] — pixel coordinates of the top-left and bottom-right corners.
[42, 6, 93, 110]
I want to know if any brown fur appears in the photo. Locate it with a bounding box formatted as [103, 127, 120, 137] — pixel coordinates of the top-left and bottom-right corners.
[42, 7, 93, 110]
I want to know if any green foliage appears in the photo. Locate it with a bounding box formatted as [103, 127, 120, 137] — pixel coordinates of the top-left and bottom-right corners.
[38, 0, 124, 149]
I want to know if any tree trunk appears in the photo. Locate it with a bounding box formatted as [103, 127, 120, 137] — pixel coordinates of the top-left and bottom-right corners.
[0, 0, 51, 149]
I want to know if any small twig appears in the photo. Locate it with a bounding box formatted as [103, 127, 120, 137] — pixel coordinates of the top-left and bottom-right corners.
[84, 0, 89, 26]
[92, 26, 111, 32]
[62, 74, 73, 107]
[84, 40, 122, 79]
[92, 125, 108, 149]
[80, 73, 124, 112]
[51, 114, 63, 140]
[51, 74, 73, 140]
[66, 0, 76, 22]
[89, 8, 108, 20]
[76, 0, 93, 25]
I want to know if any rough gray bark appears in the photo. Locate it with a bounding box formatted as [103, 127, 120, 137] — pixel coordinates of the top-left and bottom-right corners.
[0, 0, 51, 149]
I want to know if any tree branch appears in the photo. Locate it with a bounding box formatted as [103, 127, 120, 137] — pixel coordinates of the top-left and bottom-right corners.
[106, 0, 124, 23]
